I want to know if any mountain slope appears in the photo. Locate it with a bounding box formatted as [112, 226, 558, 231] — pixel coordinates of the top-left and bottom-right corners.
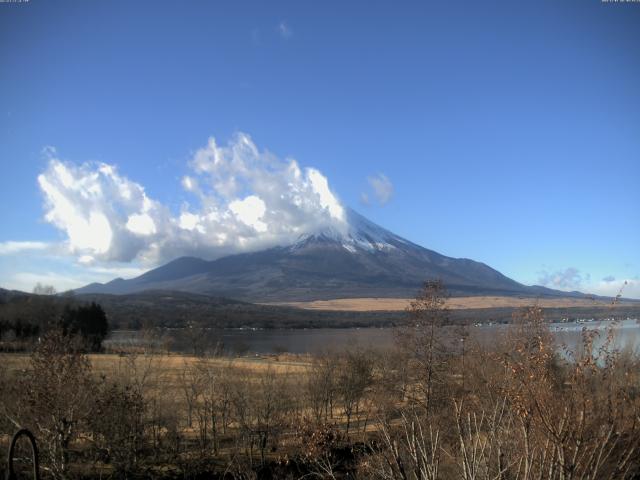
[74, 209, 568, 301]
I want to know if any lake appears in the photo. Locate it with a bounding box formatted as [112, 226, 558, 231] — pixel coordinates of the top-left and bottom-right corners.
[104, 318, 640, 356]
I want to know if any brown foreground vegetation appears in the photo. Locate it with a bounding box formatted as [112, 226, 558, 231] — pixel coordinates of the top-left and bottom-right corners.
[1, 281, 640, 479]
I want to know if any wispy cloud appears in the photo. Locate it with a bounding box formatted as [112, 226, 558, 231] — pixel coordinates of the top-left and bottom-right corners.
[82, 264, 148, 278]
[0, 256, 147, 292]
[36, 133, 347, 266]
[587, 279, 639, 300]
[10, 271, 88, 292]
[536, 267, 639, 299]
[277, 21, 292, 39]
[537, 267, 588, 290]
[363, 173, 394, 206]
[0, 241, 50, 255]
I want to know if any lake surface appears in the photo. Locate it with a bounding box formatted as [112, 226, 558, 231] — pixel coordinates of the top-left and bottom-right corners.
[105, 318, 640, 355]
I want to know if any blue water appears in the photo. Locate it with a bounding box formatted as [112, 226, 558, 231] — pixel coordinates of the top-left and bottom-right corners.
[105, 318, 640, 355]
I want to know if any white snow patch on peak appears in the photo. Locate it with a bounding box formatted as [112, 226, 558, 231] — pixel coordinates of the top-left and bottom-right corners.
[293, 208, 405, 253]
[342, 243, 357, 253]
[374, 242, 396, 251]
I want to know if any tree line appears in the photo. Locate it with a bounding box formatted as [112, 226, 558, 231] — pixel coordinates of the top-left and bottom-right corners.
[0, 285, 109, 352]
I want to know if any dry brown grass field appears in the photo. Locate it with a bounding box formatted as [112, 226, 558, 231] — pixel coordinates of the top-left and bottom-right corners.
[1, 351, 311, 376]
[266, 295, 630, 311]
[1, 352, 312, 406]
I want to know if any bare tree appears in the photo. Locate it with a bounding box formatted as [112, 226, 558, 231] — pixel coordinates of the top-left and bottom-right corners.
[254, 368, 292, 464]
[32, 283, 57, 296]
[307, 351, 337, 423]
[179, 361, 202, 429]
[370, 409, 441, 480]
[20, 330, 94, 479]
[337, 349, 373, 435]
[89, 381, 146, 474]
[192, 358, 227, 453]
[398, 279, 450, 415]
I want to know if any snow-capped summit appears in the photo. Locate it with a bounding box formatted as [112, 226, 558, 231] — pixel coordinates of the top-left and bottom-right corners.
[292, 208, 406, 253]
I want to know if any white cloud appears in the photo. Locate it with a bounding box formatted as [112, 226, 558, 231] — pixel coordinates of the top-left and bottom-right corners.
[308, 169, 344, 220]
[0, 241, 49, 255]
[536, 268, 640, 300]
[278, 21, 292, 39]
[37, 158, 167, 262]
[36, 133, 347, 266]
[10, 272, 87, 292]
[83, 264, 148, 278]
[178, 212, 202, 232]
[586, 279, 640, 300]
[5, 263, 148, 293]
[538, 267, 586, 290]
[229, 195, 267, 233]
[365, 173, 394, 205]
[126, 213, 156, 236]
[182, 175, 197, 192]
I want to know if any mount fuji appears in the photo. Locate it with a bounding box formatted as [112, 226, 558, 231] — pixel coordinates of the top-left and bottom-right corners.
[74, 209, 571, 301]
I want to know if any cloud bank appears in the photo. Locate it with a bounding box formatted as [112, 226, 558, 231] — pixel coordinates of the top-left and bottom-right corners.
[537, 267, 640, 299]
[37, 133, 346, 266]
[589, 278, 639, 300]
[537, 267, 590, 290]
[0, 241, 49, 255]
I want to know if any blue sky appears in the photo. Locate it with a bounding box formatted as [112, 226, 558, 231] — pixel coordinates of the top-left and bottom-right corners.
[0, 0, 639, 298]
